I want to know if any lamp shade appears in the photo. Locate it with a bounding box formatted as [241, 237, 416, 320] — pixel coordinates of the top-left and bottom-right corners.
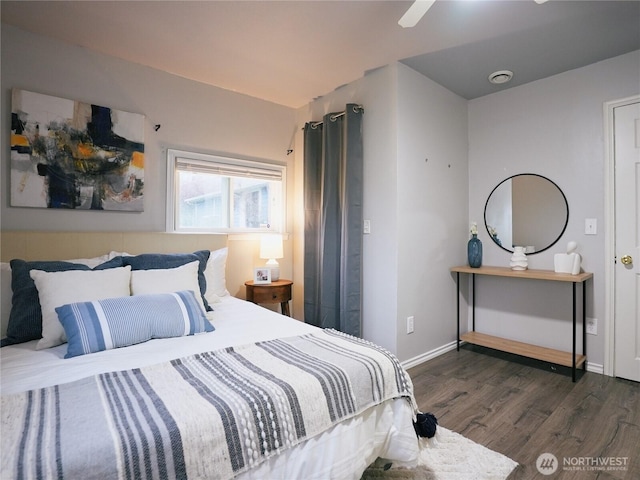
[260, 234, 283, 260]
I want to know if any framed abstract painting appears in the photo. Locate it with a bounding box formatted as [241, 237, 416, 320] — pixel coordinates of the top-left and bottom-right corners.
[10, 89, 145, 211]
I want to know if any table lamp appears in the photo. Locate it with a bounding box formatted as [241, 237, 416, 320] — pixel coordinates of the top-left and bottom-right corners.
[260, 234, 283, 281]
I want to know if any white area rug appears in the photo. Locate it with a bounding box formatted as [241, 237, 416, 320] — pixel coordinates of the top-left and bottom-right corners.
[361, 427, 518, 480]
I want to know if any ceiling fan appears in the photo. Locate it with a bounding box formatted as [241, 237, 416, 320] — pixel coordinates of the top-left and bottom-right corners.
[398, 0, 550, 28]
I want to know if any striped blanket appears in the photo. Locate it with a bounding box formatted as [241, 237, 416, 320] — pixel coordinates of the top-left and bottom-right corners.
[1, 330, 416, 480]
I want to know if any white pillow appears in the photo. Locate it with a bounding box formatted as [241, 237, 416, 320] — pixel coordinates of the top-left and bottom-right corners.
[62, 253, 112, 268]
[61, 251, 130, 268]
[130, 261, 206, 312]
[204, 247, 229, 303]
[110, 251, 132, 258]
[31, 266, 132, 350]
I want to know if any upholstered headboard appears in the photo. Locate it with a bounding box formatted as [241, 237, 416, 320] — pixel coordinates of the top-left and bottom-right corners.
[0, 231, 229, 339]
[0, 231, 227, 262]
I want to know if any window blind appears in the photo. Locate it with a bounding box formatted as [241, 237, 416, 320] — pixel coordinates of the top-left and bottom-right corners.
[176, 157, 283, 181]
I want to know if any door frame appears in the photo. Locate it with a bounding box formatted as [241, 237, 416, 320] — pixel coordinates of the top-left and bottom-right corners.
[603, 94, 640, 377]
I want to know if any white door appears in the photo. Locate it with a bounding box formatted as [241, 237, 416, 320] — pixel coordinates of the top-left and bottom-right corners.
[614, 100, 640, 382]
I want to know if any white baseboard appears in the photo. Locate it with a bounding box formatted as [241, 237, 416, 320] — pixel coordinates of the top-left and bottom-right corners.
[586, 362, 604, 375]
[401, 341, 458, 370]
[400, 341, 606, 377]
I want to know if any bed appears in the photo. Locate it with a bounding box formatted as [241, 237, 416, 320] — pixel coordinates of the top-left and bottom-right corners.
[0, 235, 421, 480]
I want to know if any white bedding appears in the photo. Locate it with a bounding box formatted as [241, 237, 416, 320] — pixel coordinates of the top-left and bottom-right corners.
[1, 296, 316, 394]
[1, 295, 419, 479]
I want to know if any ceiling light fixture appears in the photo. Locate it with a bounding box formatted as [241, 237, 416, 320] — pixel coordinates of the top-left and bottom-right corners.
[488, 70, 514, 85]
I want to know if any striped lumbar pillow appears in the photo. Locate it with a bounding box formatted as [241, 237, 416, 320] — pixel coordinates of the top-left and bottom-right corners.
[56, 290, 214, 358]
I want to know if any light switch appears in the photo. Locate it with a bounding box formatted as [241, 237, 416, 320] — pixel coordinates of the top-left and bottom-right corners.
[363, 219, 371, 234]
[585, 218, 597, 235]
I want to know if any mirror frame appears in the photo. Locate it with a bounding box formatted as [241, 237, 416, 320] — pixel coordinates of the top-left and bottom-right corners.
[483, 173, 569, 255]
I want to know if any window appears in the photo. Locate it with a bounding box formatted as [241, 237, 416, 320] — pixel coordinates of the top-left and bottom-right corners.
[167, 149, 285, 233]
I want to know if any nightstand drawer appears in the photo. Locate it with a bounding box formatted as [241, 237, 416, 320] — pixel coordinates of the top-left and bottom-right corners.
[245, 280, 293, 316]
[249, 284, 291, 303]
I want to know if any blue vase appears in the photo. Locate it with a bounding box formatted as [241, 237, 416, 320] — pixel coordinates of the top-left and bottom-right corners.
[468, 234, 482, 268]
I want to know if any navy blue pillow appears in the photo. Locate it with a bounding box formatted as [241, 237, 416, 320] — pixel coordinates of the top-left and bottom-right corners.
[120, 251, 211, 311]
[2, 257, 124, 347]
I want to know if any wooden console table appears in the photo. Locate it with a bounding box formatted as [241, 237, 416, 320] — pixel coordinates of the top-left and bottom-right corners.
[451, 266, 593, 381]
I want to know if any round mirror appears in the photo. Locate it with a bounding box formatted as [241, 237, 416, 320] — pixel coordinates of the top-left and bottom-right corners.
[484, 174, 568, 254]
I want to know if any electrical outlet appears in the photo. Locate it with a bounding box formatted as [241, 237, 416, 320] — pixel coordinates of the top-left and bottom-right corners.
[363, 219, 371, 234]
[586, 317, 597, 335]
[406, 316, 414, 334]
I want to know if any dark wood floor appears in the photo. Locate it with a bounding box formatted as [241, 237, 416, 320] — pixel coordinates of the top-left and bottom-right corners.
[408, 346, 640, 479]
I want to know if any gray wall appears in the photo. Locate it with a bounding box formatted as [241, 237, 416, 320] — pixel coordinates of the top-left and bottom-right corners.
[396, 63, 468, 363]
[297, 63, 469, 362]
[1, 24, 296, 233]
[1, 25, 299, 301]
[468, 50, 640, 368]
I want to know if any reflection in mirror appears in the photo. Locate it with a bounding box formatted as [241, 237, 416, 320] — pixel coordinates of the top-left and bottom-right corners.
[484, 174, 568, 254]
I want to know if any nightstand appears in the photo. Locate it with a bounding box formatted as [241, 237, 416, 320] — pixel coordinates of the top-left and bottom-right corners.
[245, 279, 293, 316]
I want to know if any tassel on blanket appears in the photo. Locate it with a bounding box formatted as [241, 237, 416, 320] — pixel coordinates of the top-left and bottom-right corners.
[363, 412, 439, 473]
[413, 412, 438, 438]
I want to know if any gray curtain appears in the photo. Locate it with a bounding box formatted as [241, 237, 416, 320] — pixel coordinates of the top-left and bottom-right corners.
[303, 104, 363, 336]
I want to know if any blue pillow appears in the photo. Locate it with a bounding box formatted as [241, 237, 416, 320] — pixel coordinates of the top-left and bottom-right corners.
[56, 290, 214, 358]
[2, 257, 124, 347]
[121, 251, 212, 311]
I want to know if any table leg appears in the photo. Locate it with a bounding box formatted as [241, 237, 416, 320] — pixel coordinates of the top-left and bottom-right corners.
[571, 282, 584, 382]
[281, 301, 290, 317]
[456, 272, 460, 351]
[583, 281, 587, 372]
[472, 273, 476, 332]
